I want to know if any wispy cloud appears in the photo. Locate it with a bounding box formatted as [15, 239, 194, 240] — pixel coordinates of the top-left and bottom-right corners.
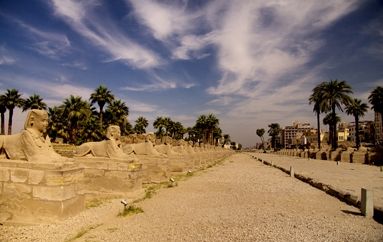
[50, 0, 161, 69]
[129, 0, 198, 41]
[4, 16, 71, 59]
[0, 46, 16, 65]
[122, 72, 195, 92]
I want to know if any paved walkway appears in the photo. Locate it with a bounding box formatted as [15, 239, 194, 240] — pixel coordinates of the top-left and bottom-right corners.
[250, 152, 383, 216]
[1, 153, 382, 241]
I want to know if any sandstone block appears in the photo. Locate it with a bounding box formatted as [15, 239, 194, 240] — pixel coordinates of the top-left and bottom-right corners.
[84, 168, 104, 177]
[28, 170, 45, 185]
[44, 169, 83, 186]
[3, 183, 32, 197]
[33, 185, 76, 201]
[352, 151, 367, 164]
[340, 151, 351, 163]
[0, 168, 10, 182]
[105, 170, 129, 179]
[10, 169, 29, 183]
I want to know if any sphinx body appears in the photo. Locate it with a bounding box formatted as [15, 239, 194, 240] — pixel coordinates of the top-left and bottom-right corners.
[74, 125, 136, 161]
[0, 109, 68, 163]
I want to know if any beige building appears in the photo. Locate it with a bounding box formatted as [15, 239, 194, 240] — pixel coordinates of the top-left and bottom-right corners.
[338, 122, 350, 142]
[282, 121, 317, 148]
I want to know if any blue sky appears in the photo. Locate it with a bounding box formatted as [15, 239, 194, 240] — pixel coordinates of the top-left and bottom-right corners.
[0, 0, 382, 147]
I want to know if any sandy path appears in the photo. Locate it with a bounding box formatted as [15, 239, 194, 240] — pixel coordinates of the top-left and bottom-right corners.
[1, 153, 382, 241]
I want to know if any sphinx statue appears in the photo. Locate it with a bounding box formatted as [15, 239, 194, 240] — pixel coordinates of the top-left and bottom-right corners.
[74, 125, 136, 161]
[0, 109, 68, 163]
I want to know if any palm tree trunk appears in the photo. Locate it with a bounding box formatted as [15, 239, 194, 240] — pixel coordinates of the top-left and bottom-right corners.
[332, 106, 337, 149]
[99, 105, 104, 128]
[7, 108, 13, 135]
[1, 113, 5, 135]
[316, 111, 321, 149]
[355, 115, 360, 149]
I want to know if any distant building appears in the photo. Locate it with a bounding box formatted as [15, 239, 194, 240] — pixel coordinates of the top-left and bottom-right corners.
[347, 120, 374, 143]
[337, 122, 350, 142]
[282, 121, 316, 148]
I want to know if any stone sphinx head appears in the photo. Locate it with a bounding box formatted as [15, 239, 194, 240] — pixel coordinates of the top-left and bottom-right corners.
[106, 125, 121, 140]
[24, 109, 49, 134]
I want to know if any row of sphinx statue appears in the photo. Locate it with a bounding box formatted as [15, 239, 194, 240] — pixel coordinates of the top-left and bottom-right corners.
[0, 109, 135, 163]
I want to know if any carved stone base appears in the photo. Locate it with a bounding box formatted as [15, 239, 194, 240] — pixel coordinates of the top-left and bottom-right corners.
[0, 160, 84, 223]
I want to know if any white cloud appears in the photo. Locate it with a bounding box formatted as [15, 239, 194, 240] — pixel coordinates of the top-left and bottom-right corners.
[122, 72, 195, 92]
[9, 18, 71, 59]
[129, 0, 197, 41]
[50, 0, 161, 69]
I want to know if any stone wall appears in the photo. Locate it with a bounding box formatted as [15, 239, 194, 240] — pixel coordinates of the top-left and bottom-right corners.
[0, 160, 84, 222]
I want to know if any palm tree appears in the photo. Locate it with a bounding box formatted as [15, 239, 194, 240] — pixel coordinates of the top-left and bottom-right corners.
[323, 113, 341, 146]
[213, 127, 222, 145]
[345, 98, 369, 149]
[195, 115, 208, 144]
[309, 83, 326, 149]
[268, 123, 281, 150]
[256, 128, 265, 150]
[22, 94, 47, 111]
[63, 95, 92, 144]
[206, 114, 219, 145]
[153, 116, 167, 139]
[105, 99, 129, 135]
[134, 116, 149, 134]
[4, 89, 24, 134]
[0, 95, 6, 135]
[320, 80, 353, 149]
[368, 86, 383, 143]
[90, 85, 114, 127]
[222, 134, 231, 147]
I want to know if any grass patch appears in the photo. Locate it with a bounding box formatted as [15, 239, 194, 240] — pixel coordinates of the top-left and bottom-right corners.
[118, 205, 144, 217]
[65, 223, 102, 242]
[85, 198, 104, 208]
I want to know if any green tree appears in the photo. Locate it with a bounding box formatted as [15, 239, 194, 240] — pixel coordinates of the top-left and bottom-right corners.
[105, 99, 129, 135]
[134, 116, 149, 134]
[62, 95, 92, 144]
[223, 134, 231, 146]
[90, 85, 114, 128]
[309, 83, 326, 149]
[368, 86, 383, 143]
[345, 98, 369, 149]
[323, 113, 340, 146]
[153, 116, 167, 139]
[320, 80, 353, 149]
[206, 114, 219, 145]
[0, 95, 6, 135]
[4, 89, 24, 134]
[268, 123, 281, 149]
[22, 94, 47, 111]
[256, 128, 265, 150]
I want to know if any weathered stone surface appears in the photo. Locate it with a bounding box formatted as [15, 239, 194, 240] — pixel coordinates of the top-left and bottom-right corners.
[10, 169, 29, 183]
[341, 151, 351, 163]
[84, 168, 104, 177]
[104, 170, 129, 179]
[28, 170, 45, 185]
[3, 183, 32, 198]
[352, 151, 367, 164]
[33, 185, 76, 201]
[0, 168, 9, 182]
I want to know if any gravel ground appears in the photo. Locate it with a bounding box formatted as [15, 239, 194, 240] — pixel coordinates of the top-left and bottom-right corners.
[251, 152, 383, 210]
[1, 153, 382, 241]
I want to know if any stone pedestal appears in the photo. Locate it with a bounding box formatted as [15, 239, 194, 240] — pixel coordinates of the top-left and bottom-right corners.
[352, 151, 367, 164]
[341, 151, 352, 163]
[75, 158, 143, 193]
[0, 160, 84, 223]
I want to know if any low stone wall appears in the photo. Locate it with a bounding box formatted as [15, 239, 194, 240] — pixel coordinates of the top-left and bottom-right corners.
[0, 160, 84, 223]
[75, 158, 143, 195]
